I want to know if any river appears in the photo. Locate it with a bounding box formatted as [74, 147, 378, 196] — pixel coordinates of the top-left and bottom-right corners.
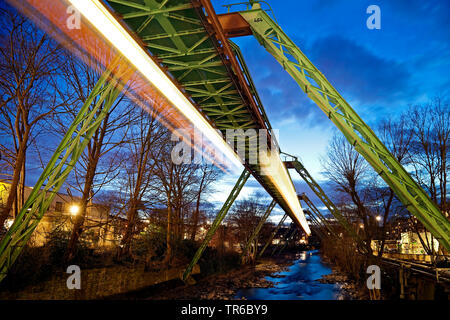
[235, 250, 346, 300]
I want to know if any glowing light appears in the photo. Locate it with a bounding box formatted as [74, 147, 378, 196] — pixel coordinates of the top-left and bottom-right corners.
[360, 224, 364, 229]
[66, 0, 310, 235]
[261, 150, 311, 235]
[67, 0, 241, 169]
[376, 215, 381, 222]
[69, 205, 80, 216]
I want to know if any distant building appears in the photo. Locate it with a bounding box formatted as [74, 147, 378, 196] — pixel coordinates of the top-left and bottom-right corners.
[399, 231, 440, 255]
[0, 182, 121, 247]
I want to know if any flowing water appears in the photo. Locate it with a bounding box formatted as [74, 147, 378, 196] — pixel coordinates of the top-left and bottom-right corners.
[235, 250, 346, 300]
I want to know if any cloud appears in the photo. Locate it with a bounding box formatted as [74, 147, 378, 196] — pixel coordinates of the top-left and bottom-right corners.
[241, 33, 414, 129]
[242, 38, 331, 129]
[308, 35, 411, 105]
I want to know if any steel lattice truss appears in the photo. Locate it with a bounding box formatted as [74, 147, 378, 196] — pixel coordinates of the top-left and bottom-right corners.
[238, 7, 450, 250]
[105, 0, 305, 230]
[0, 0, 448, 284]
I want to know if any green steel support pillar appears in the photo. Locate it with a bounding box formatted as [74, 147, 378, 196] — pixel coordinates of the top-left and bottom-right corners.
[286, 158, 365, 247]
[258, 213, 287, 258]
[274, 228, 297, 256]
[299, 193, 339, 238]
[0, 57, 130, 282]
[306, 211, 327, 239]
[182, 168, 250, 282]
[241, 199, 276, 263]
[271, 225, 294, 256]
[241, 7, 450, 251]
[310, 225, 326, 240]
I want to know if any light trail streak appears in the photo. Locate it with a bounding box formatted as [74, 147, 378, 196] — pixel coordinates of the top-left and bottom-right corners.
[14, 0, 310, 234]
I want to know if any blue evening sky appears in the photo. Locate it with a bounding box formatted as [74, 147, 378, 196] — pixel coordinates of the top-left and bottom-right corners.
[12, 1, 449, 224]
[209, 0, 450, 223]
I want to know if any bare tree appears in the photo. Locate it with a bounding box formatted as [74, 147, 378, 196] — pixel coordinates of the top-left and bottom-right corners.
[321, 133, 373, 252]
[189, 163, 221, 240]
[226, 193, 266, 251]
[0, 8, 63, 227]
[368, 115, 413, 256]
[57, 54, 132, 262]
[407, 98, 449, 254]
[119, 108, 165, 256]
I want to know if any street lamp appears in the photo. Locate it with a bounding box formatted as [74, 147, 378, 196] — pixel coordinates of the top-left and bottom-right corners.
[376, 215, 382, 222]
[69, 205, 80, 216]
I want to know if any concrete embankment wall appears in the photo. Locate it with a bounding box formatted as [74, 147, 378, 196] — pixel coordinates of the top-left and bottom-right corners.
[0, 264, 199, 300]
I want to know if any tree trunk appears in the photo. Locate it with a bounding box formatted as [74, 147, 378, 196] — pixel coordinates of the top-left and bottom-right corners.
[65, 155, 98, 262]
[0, 128, 30, 228]
[190, 173, 205, 241]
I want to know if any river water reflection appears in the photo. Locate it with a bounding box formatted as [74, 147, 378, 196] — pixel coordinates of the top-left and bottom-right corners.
[235, 250, 344, 300]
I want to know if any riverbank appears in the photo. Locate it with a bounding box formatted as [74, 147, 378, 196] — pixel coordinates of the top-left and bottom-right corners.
[318, 254, 369, 300]
[146, 253, 296, 300]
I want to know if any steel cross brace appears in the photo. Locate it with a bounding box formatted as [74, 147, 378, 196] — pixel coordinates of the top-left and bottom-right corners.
[257, 213, 287, 258]
[285, 158, 365, 247]
[182, 168, 251, 282]
[306, 211, 327, 240]
[240, 7, 450, 251]
[240, 199, 276, 263]
[274, 228, 298, 256]
[299, 193, 339, 238]
[0, 57, 131, 282]
[271, 224, 294, 256]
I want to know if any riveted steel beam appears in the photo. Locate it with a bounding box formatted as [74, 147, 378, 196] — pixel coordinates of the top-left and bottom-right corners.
[258, 214, 287, 258]
[285, 158, 365, 247]
[241, 199, 276, 262]
[182, 169, 251, 282]
[0, 57, 132, 282]
[240, 7, 450, 251]
[299, 193, 338, 238]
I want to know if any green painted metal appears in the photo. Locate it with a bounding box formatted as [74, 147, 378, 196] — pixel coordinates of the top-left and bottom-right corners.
[240, 199, 276, 262]
[182, 168, 250, 281]
[105, 0, 309, 232]
[271, 225, 291, 256]
[299, 193, 338, 238]
[273, 227, 297, 256]
[240, 6, 450, 251]
[0, 58, 130, 281]
[285, 158, 363, 245]
[307, 216, 326, 240]
[106, 0, 258, 131]
[305, 208, 327, 239]
[258, 213, 286, 258]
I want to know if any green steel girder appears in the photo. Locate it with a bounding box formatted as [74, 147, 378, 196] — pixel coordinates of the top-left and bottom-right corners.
[0, 58, 130, 282]
[299, 193, 338, 238]
[304, 206, 327, 236]
[271, 225, 292, 256]
[258, 213, 287, 258]
[240, 199, 276, 262]
[307, 215, 326, 240]
[182, 168, 250, 282]
[285, 158, 364, 246]
[240, 6, 450, 251]
[273, 226, 297, 256]
[105, 0, 262, 131]
[105, 0, 308, 233]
